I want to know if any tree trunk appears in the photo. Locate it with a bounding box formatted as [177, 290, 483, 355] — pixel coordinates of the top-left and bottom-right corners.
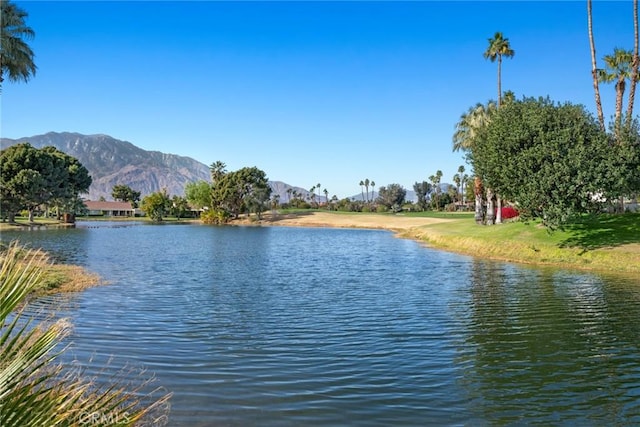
[497, 55, 502, 107]
[28, 209, 34, 223]
[486, 188, 495, 225]
[496, 195, 503, 224]
[474, 177, 484, 224]
[588, 0, 606, 131]
[8, 212, 16, 223]
[628, 0, 639, 120]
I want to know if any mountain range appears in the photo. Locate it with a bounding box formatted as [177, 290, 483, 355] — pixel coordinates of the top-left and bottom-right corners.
[0, 132, 320, 202]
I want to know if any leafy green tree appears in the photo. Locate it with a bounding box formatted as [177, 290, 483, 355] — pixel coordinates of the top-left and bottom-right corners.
[170, 195, 190, 219]
[185, 180, 213, 211]
[111, 184, 141, 207]
[471, 97, 622, 228]
[0, 143, 91, 222]
[413, 181, 432, 211]
[377, 183, 406, 211]
[140, 189, 171, 221]
[0, 0, 36, 88]
[484, 31, 515, 107]
[428, 170, 443, 211]
[213, 166, 270, 219]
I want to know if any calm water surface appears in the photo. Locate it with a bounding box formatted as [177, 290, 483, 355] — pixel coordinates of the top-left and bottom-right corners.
[3, 222, 640, 426]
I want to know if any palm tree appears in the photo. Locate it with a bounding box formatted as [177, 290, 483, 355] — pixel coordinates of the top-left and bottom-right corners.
[588, 0, 606, 131]
[453, 101, 496, 222]
[286, 188, 292, 204]
[599, 48, 634, 132]
[453, 102, 497, 151]
[323, 188, 329, 208]
[209, 161, 227, 183]
[364, 178, 370, 203]
[359, 180, 365, 202]
[370, 181, 375, 201]
[628, 0, 639, 121]
[0, 0, 37, 88]
[484, 32, 515, 107]
[316, 183, 321, 206]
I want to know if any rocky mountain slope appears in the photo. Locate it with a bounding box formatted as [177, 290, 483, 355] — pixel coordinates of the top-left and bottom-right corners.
[1, 132, 316, 202]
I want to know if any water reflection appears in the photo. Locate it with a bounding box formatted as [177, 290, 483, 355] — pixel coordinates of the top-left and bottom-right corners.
[2, 224, 639, 425]
[458, 260, 640, 424]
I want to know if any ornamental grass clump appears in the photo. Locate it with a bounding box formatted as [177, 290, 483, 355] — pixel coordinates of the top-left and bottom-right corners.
[0, 241, 171, 426]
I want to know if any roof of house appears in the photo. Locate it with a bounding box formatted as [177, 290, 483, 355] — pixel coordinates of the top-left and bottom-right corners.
[84, 201, 134, 211]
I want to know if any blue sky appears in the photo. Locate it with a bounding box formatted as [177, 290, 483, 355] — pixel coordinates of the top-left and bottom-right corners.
[1, 1, 633, 199]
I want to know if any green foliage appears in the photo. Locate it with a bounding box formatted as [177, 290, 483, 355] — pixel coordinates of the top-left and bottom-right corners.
[0, 242, 171, 426]
[0, 0, 36, 87]
[140, 189, 171, 221]
[111, 184, 141, 207]
[413, 181, 431, 211]
[0, 143, 92, 222]
[200, 208, 230, 224]
[470, 97, 624, 228]
[185, 180, 213, 210]
[377, 183, 406, 211]
[212, 166, 271, 218]
[169, 195, 190, 219]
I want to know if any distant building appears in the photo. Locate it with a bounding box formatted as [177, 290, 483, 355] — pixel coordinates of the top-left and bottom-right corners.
[83, 201, 138, 217]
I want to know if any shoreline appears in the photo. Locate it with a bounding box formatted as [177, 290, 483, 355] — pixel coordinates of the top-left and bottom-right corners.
[235, 211, 640, 276]
[3, 212, 638, 276]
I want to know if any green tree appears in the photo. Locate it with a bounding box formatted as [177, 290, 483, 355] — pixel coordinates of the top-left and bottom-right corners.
[141, 189, 171, 221]
[359, 180, 365, 202]
[213, 166, 270, 219]
[185, 180, 213, 211]
[413, 181, 432, 211]
[0, 143, 91, 222]
[428, 170, 443, 211]
[471, 97, 622, 228]
[111, 184, 141, 207]
[484, 31, 515, 107]
[0, 0, 36, 88]
[377, 183, 406, 211]
[170, 195, 190, 219]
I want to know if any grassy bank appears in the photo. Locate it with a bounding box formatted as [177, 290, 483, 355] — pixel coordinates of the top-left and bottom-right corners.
[399, 212, 640, 275]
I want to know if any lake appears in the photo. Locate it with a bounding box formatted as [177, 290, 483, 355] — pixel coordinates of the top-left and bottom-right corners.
[2, 221, 639, 425]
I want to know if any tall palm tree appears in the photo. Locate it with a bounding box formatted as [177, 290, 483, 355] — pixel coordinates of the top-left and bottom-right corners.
[323, 188, 329, 208]
[0, 0, 37, 87]
[453, 101, 496, 222]
[588, 0, 606, 131]
[364, 178, 370, 202]
[359, 180, 365, 202]
[599, 48, 634, 132]
[628, 0, 639, 121]
[484, 32, 515, 107]
[370, 181, 375, 202]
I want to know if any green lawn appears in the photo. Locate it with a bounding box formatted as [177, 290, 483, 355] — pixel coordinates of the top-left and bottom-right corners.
[400, 212, 640, 275]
